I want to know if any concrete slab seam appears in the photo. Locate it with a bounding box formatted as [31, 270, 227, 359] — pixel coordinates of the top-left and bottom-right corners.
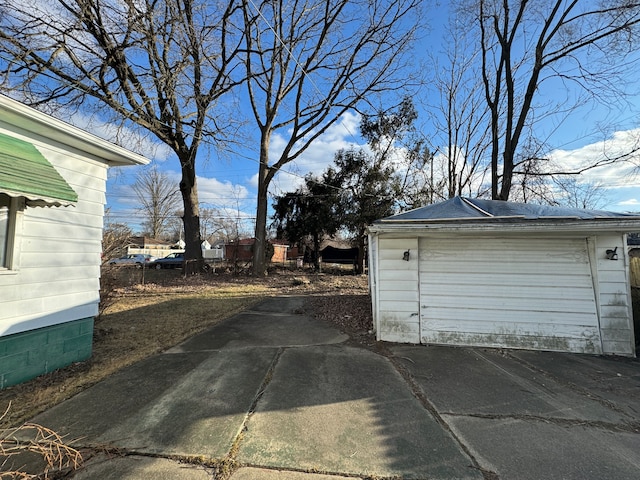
[232, 463, 368, 479]
[42, 348, 290, 479]
[385, 352, 499, 480]
[440, 412, 640, 434]
[242, 311, 306, 318]
[502, 350, 633, 420]
[72, 446, 221, 477]
[226, 347, 286, 471]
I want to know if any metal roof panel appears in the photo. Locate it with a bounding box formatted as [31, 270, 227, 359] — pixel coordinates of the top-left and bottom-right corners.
[0, 132, 78, 206]
[377, 197, 640, 223]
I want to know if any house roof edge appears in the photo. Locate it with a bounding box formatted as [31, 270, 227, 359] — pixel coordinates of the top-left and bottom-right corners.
[0, 94, 150, 166]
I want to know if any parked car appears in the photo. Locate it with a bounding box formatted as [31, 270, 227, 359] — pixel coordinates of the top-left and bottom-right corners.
[150, 252, 185, 269]
[108, 253, 157, 267]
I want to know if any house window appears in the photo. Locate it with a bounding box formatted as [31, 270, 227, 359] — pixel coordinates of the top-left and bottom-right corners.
[0, 202, 8, 267]
[0, 194, 20, 270]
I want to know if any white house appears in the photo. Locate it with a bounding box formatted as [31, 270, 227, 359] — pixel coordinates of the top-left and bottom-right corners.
[0, 95, 148, 388]
[367, 197, 640, 356]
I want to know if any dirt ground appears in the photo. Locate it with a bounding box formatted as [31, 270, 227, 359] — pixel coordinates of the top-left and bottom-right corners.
[0, 268, 373, 427]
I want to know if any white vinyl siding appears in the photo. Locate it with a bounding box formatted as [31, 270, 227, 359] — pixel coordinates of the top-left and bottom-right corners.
[418, 236, 603, 354]
[376, 237, 420, 343]
[0, 133, 108, 337]
[590, 234, 634, 355]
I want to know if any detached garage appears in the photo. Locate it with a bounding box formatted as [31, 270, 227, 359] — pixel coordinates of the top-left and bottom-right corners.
[367, 197, 640, 356]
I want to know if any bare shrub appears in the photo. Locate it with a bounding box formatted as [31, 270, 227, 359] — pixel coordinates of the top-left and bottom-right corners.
[1, 403, 82, 479]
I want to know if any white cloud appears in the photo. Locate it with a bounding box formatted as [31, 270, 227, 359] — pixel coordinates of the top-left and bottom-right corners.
[65, 110, 174, 162]
[196, 175, 251, 211]
[108, 168, 252, 219]
[268, 112, 364, 195]
[548, 128, 640, 189]
[618, 198, 640, 206]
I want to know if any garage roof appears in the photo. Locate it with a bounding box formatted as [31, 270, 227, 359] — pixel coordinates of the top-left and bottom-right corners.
[378, 197, 640, 223]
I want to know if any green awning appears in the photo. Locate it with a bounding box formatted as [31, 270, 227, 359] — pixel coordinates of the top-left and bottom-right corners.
[0, 132, 77, 207]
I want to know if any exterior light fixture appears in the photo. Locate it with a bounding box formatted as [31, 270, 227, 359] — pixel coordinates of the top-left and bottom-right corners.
[606, 247, 618, 260]
[403, 250, 410, 261]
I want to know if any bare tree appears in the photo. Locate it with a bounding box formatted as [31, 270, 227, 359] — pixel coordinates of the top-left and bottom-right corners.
[0, 0, 245, 271]
[240, 0, 421, 275]
[101, 208, 133, 263]
[427, 14, 492, 201]
[552, 177, 610, 210]
[133, 165, 180, 239]
[165, 211, 186, 243]
[465, 0, 640, 200]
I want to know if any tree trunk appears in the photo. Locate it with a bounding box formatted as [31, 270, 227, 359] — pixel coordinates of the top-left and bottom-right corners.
[355, 234, 366, 275]
[253, 135, 270, 276]
[498, 149, 514, 201]
[179, 159, 203, 274]
[313, 232, 321, 272]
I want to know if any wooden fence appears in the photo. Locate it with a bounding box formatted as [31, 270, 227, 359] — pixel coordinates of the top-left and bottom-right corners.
[630, 257, 640, 287]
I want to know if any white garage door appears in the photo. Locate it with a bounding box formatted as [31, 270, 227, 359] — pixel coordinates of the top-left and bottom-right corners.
[418, 236, 602, 354]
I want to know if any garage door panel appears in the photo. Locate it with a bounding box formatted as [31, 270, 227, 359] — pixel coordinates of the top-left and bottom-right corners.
[421, 330, 601, 354]
[419, 284, 598, 304]
[421, 307, 600, 326]
[421, 259, 588, 278]
[419, 236, 601, 354]
[422, 318, 599, 337]
[422, 237, 587, 256]
[421, 295, 596, 316]
[421, 273, 596, 290]
[422, 261, 590, 276]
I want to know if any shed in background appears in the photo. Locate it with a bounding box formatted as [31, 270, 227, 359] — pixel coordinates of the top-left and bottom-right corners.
[367, 197, 640, 356]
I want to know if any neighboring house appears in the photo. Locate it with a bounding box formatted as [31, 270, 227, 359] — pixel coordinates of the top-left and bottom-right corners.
[270, 240, 290, 264]
[0, 95, 148, 388]
[225, 238, 255, 262]
[128, 236, 174, 250]
[127, 236, 178, 260]
[225, 238, 288, 263]
[367, 196, 640, 356]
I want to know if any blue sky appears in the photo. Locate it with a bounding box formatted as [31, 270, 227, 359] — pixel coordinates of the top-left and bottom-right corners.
[101, 1, 640, 234]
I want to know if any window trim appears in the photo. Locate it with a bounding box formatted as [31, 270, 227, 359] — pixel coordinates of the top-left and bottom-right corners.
[0, 195, 23, 272]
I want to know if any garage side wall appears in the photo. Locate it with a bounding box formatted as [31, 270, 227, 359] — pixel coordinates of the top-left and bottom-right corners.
[375, 237, 420, 343]
[591, 234, 635, 356]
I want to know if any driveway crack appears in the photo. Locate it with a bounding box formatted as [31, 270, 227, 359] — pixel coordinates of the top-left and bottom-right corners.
[504, 351, 634, 419]
[222, 347, 285, 478]
[380, 348, 499, 480]
[440, 411, 640, 434]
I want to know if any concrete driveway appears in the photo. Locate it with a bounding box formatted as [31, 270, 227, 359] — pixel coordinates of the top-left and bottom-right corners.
[12, 296, 640, 479]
